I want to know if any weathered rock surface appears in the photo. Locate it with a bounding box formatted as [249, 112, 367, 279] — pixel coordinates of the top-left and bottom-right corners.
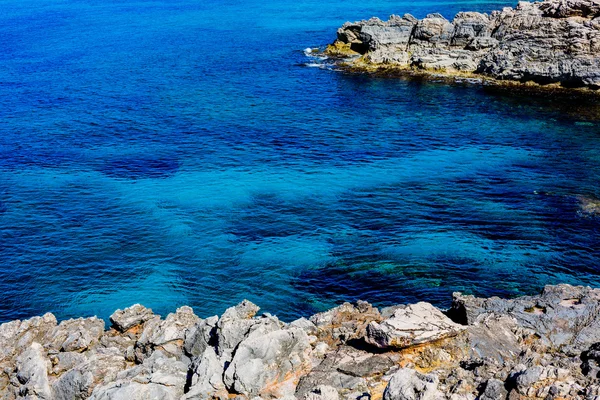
[383, 368, 443, 400]
[365, 302, 465, 349]
[223, 327, 312, 397]
[1, 285, 600, 399]
[327, 0, 600, 89]
[109, 304, 155, 333]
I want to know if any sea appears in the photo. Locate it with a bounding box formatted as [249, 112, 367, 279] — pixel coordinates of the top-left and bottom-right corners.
[1, 0, 600, 324]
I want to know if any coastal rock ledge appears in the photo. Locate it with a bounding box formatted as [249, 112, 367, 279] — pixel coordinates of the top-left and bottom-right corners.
[326, 0, 600, 88]
[3, 285, 600, 399]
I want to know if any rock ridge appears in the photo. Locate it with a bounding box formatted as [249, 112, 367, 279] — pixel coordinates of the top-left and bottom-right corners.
[2, 284, 600, 398]
[326, 0, 600, 89]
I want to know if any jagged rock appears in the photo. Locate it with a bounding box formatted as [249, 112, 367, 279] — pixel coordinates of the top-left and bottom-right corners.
[90, 351, 187, 400]
[464, 314, 523, 364]
[0, 312, 57, 396]
[52, 369, 94, 400]
[304, 385, 340, 400]
[365, 302, 465, 349]
[0, 313, 57, 362]
[135, 306, 200, 361]
[183, 347, 228, 400]
[328, 0, 600, 88]
[295, 346, 382, 397]
[224, 327, 312, 398]
[290, 318, 318, 336]
[582, 342, 600, 379]
[310, 301, 381, 345]
[215, 302, 282, 362]
[479, 379, 508, 400]
[451, 284, 600, 354]
[49, 351, 87, 375]
[184, 315, 218, 358]
[16, 342, 52, 399]
[2, 286, 600, 399]
[82, 346, 128, 385]
[109, 304, 155, 332]
[45, 317, 105, 352]
[383, 368, 443, 400]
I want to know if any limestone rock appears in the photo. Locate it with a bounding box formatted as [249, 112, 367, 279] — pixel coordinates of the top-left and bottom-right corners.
[304, 385, 340, 400]
[184, 315, 218, 358]
[224, 327, 312, 398]
[450, 284, 600, 354]
[479, 379, 508, 400]
[383, 368, 444, 400]
[16, 342, 52, 399]
[183, 347, 228, 400]
[109, 304, 155, 332]
[295, 346, 386, 397]
[365, 302, 465, 349]
[52, 369, 94, 400]
[215, 301, 282, 362]
[582, 342, 600, 379]
[135, 306, 200, 361]
[0, 313, 57, 362]
[90, 351, 187, 399]
[309, 301, 381, 345]
[45, 317, 105, 352]
[328, 0, 600, 89]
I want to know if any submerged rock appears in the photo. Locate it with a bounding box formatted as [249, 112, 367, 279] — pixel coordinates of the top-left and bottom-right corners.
[327, 0, 600, 89]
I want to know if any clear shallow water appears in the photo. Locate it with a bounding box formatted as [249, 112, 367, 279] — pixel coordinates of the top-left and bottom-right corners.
[1, 0, 600, 323]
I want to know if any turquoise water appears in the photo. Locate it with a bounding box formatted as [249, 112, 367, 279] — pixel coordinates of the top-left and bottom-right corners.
[1, 0, 600, 323]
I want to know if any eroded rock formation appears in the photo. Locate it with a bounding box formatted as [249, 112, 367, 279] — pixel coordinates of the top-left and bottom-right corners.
[2, 284, 600, 398]
[327, 0, 600, 88]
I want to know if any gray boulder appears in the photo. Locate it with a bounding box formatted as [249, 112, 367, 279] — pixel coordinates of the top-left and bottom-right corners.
[479, 378, 508, 400]
[16, 342, 52, 399]
[135, 306, 200, 361]
[184, 315, 219, 358]
[365, 302, 465, 349]
[0, 313, 56, 362]
[215, 301, 282, 362]
[183, 347, 227, 400]
[224, 327, 312, 397]
[90, 351, 187, 400]
[383, 368, 444, 400]
[52, 369, 95, 400]
[451, 284, 600, 354]
[304, 385, 339, 400]
[44, 317, 105, 352]
[109, 304, 155, 332]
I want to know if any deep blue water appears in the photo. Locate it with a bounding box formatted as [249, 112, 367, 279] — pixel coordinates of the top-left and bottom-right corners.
[1, 0, 600, 324]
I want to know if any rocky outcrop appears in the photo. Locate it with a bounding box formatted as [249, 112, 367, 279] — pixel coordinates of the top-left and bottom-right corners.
[365, 302, 465, 349]
[327, 0, 600, 89]
[1, 284, 600, 399]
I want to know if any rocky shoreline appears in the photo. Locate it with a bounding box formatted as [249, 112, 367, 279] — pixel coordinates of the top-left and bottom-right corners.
[3, 285, 600, 399]
[325, 0, 600, 91]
